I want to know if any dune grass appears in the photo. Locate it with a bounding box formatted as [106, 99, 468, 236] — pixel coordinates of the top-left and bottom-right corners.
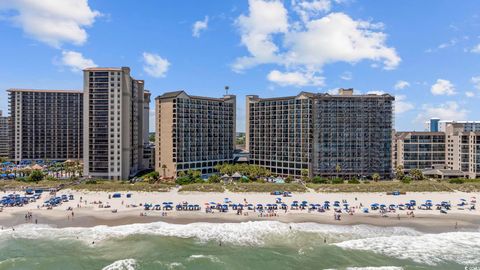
[0, 179, 73, 190]
[178, 183, 226, 192]
[226, 183, 307, 193]
[71, 181, 173, 192]
[307, 180, 480, 193]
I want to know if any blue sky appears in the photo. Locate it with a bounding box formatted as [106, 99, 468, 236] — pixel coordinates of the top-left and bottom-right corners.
[1, 0, 480, 132]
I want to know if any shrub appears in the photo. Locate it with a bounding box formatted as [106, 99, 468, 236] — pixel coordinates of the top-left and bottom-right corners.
[175, 176, 193, 185]
[285, 176, 293, 183]
[27, 170, 44, 182]
[401, 177, 411, 184]
[449, 178, 465, 184]
[86, 179, 97, 185]
[331, 177, 344, 184]
[207, 174, 221, 183]
[348, 178, 360, 184]
[312, 176, 328, 184]
[45, 175, 58, 181]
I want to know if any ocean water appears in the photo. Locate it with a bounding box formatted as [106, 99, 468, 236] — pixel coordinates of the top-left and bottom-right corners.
[0, 221, 478, 270]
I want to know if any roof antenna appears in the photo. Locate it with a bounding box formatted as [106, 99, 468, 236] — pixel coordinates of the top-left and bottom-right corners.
[224, 86, 229, 95]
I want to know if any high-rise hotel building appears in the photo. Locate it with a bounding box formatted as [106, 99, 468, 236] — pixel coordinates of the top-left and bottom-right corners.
[246, 89, 394, 178]
[0, 110, 10, 158]
[83, 67, 148, 180]
[7, 89, 83, 161]
[155, 91, 236, 177]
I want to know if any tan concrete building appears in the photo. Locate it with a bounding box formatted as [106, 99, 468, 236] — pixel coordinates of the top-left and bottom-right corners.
[246, 89, 394, 178]
[83, 67, 148, 180]
[0, 111, 10, 159]
[394, 123, 480, 178]
[7, 89, 83, 162]
[155, 91, 236, 178]
[392, 132, 446, 170]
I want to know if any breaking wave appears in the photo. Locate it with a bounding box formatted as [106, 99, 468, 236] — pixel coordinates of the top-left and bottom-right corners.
[336, 231, 480, 266]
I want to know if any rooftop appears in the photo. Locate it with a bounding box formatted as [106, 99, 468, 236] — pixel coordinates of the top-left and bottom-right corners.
[7, 88, 82, 94]
[156, 90, 235, 102]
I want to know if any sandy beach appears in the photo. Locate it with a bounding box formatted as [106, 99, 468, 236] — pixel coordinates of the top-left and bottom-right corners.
[0, 189, 478, 233]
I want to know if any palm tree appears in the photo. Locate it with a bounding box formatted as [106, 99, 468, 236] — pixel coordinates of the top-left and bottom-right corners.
[301, 169, 309, 183]
[409, 169, 424, 181]
[161, 164, 167, 178]
[372, 173, 380, 182]
[335, 164, 341, 179]
[395, 165, 405, 180]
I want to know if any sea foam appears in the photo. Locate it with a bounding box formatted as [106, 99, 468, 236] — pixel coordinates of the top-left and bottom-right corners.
[101, 258, 137, 270]
[336, 231, 480, 266]
[0, 221, 420, 246]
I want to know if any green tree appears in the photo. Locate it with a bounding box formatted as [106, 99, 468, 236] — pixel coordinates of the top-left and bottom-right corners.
[335, 164, 342, 179]
[409, 169, 424, 181]
[208, 174, 220, 183]
[395, 165, 405, 180]
[149, 133, 155, 142]
[372, 173, 380, 182]
[285, 176, 293, 183]
[301, 169, 309, 183]
[28, 170, 44, 182]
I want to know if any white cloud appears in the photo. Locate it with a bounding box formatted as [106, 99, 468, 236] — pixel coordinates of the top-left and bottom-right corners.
[233, 1, 400, 86]
[466, 91, 475, 97]
[366, 90, 385, 95]
[394, 80, 410, 90]
[471, 76, 480, 90]
[0, 0, 101, 47]
[340, 71, 352, 81]
[192, 16, 209, 38]
[438, 38, 457, 49]
[430, 79, 456, 96]
[471, 44, 480, 53]
[267, 70, 325, 86]
[142, 52, 170, 78]
[416, 101, 467, 123]
[394, 95, 414, 114]
[292, 0, 332, 22]
[60, 50, 96, 72]
[233, 0, 289, 71]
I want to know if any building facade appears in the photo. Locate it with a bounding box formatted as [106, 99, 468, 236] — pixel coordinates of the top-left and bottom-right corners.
[83, 67, 147, 180]
[246, 89, 394, 178]
[394, 123, 480, 179]
[155, 91, 236, 178]
[393, 132, 446, 170]
[0, 111, 10, 158]
[444, 123, 480, 179]
[7, 89, 83, 162]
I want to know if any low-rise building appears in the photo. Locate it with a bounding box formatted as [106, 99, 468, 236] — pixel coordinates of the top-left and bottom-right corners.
[394, 122, 480, 179]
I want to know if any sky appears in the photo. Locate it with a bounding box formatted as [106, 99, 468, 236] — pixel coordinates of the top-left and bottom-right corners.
[1, 0, 480, 132]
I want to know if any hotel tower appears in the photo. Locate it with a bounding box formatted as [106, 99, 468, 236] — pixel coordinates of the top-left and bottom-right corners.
[83, 67, 148, 180]
[155, 91, 236, 178]
[8, 89, 83, 162]
[246, 89, 394, 178]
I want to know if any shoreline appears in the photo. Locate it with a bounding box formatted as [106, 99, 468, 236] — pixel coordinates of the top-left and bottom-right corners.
[1, 189, 478, 233]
